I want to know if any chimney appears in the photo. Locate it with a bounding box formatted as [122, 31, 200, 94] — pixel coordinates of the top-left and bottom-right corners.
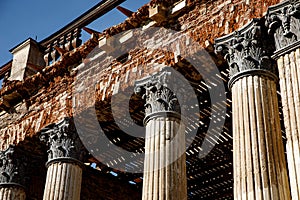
[9, 38, 45, 81]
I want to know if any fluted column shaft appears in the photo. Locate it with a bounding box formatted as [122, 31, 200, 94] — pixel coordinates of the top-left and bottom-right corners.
[40, 118, 84, 200]
[276, 51, 300, 199]
[143, 115, 187, 200]
[216, 18, 291, 200]
[266, 1, 300, 199]
[0, 186, 26, 200]
[135, 69, 187, 200]
[43, 159, 82, 200]
[231, 76, 290, 199]
[0, 145, 28, 200]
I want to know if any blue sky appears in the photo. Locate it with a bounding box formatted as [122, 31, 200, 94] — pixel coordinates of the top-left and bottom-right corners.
[0, 0, 149, 66]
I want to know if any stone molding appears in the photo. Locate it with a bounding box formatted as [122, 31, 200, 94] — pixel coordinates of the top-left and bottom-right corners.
[143, 111, 181, 126]
[215, 19, 277, 88]
[266, 0, 300, 58]
[0, 145, 28, 187]
[134, 68, 181, 118]
[45, 157, 84, 169]
[39, 118, 85, 162]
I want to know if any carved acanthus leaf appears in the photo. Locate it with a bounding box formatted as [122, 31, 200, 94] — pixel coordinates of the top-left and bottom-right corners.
[135, 69, 180, 116]
[0, 145, 28, 186]
[39, 118, 85, 161]
[215, 19, 276, 81]
[266, 0, 300, 50]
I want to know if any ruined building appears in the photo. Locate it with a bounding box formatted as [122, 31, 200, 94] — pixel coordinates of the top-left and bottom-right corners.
[0, 0, 299, 199]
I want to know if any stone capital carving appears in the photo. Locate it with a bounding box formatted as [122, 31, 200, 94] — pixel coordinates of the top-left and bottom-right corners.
[215, 19, 277, 88]
[134, 68, 181, 117]
[266, 0, 300, 55]
[0, 145, 28, 186]
[39, 118, 85, 162]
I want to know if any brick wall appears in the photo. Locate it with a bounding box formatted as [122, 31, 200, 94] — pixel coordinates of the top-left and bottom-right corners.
[0, 0, 282, 155]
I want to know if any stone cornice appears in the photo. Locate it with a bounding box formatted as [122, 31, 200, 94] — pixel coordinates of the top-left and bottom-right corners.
[0, 145, 28, 187]
[215, 19, 277, 88]
[39, 118, 85, 162]
[266, 0, 300, 58]
[9, 38, 40, 54]
[134, 68, 181, 119]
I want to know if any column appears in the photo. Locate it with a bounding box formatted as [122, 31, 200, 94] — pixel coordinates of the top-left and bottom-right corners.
[266, 1, 300, 199]
[215, 19, 291, 199]
[0, 145, 27, 200]
[135, 69, 187, 200]
[39, 118, 84, 200]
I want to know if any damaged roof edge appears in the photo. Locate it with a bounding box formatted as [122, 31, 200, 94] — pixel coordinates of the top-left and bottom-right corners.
[9, 37, 41, 53]
[0, 61, 12, 78]
[0, 0, 126, 70]
[39, 0, 126, 46]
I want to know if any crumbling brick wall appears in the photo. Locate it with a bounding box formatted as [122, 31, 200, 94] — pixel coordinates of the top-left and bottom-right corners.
[0, 0, 281, 150]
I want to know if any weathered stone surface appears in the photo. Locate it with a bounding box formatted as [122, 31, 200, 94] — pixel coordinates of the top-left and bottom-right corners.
[0, 145, 28, 186]
[135, 69, 180, 116]
[9, 38, 45, 81]
[215, 19, 277, 87]
[39, 118, 85, 161]
[266, 0, 300, 52]
[0, 186, 26, 200]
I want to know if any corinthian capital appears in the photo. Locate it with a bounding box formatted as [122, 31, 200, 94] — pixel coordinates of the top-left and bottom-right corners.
[134, 68, 180, 117]
[39, 118, 85, 162]
[215, 19, 277, 88]
[266, 0, 300, 54]
[0, 145, 28, 187]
